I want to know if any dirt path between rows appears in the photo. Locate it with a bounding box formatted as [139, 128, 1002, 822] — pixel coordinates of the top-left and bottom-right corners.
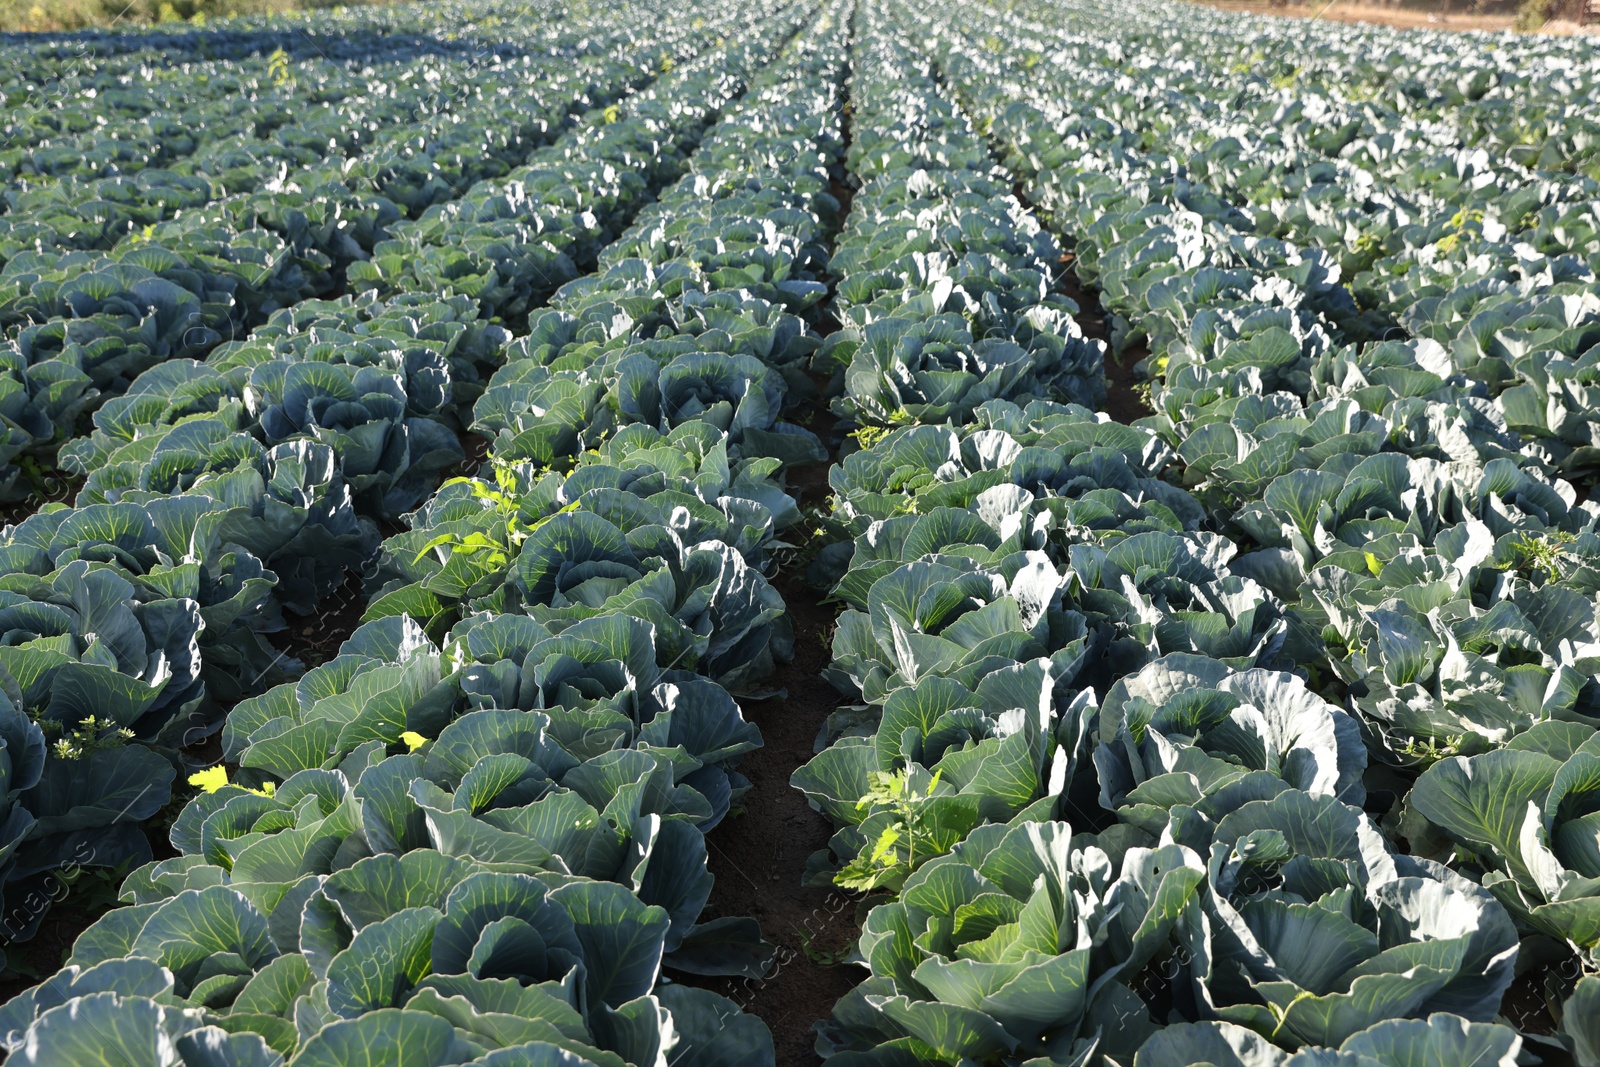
[684, 55, 866, 1066]
[689, 567, 862, 1067]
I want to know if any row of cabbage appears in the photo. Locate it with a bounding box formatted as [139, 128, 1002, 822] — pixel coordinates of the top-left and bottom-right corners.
[0, 1, 719, 504]
[0, 0, 514, 70]
[1052, 7, 1600, 364]
[0, 12, 589, 250]
[0, 0, 539, 194]
[915, 0, 1600, 852]
[780, 1, 1600, 1064]
[1111, 0, 1600, 180]
[946, 0, 1600, 1054]
[0, 0, 799, 970]
[958, 0, 1600, 486]
[7, 1, 1597, 1062]
[0, 2, 869, 1065]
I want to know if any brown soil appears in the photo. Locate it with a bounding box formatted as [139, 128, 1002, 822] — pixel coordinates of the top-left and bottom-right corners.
[676, 68, 868, 1064]
[0, 469, 83, 527]
[1200, 0, 1595, 33]
[687, 570, 863, 1067]
[1103, 343, 1152, 425]
[1185, 0, 1600, 33]
[1182, 0, 1523, 31]
[0, 899, 99, 999]
[1010, 168, 1149, 425]
[679, 354, 858, 1067]
[1057, 253, 1151, 425]
[269, 568, 374, 671]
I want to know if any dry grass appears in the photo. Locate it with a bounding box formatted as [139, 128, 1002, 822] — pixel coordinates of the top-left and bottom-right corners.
[1539, 16, 1599, 31]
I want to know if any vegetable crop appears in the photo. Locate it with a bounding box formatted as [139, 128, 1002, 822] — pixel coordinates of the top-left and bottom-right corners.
[1, 0, 1598, 1064]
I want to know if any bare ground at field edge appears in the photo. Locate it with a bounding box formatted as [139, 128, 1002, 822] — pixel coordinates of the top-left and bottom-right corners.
[1185, 0, 1597, 33]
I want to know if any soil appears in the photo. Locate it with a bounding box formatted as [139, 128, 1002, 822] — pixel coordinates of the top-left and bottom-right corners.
[0, 896, 104, 1000]
[1103, 342, 1153, 425]
[674, 73, 867, 1066]
[677, 352, 858, 1067]
[1009, 169, 1150, 425]
[1182, 0, 1523, 31]
[684, 570, 863, 1067]
[1056, 253, 1152, 425]
[1184, 0, 1598, 33]
[0, 469, 83, 527]
[269, 568, 374, 671]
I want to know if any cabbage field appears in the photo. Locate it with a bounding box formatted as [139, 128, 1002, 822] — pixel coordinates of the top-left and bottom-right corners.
[0, 0, 1598, 1063]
